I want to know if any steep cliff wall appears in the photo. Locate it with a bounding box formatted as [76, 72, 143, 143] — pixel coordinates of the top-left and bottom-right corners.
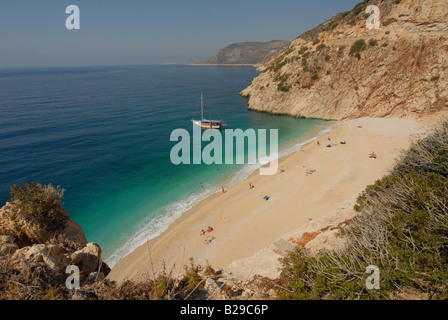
[241, 0, 448, 120]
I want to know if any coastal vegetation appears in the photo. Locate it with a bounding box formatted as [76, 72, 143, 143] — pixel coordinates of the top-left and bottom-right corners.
[277, 122, 448, 299]
[349, 39, 367, 60]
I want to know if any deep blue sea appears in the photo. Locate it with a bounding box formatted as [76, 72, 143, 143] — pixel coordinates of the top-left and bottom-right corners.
[0, 65, 330, 266]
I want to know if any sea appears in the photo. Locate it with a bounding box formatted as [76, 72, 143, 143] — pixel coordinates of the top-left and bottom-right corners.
[0, 64, 332, 267]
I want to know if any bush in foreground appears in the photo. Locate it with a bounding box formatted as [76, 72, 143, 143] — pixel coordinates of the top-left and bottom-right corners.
[8, 183, 68, 233]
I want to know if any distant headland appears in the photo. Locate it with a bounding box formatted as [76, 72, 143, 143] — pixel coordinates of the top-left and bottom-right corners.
[185, 40, 290, 67]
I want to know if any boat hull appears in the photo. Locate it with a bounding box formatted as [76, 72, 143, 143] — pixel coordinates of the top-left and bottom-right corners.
[192, 120, 223, 129]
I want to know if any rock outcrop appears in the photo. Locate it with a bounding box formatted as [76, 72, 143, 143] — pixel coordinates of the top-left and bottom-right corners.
[241, 0, 448, 120]
[0, 201, 110, 289]
[197, 40, 290, 66]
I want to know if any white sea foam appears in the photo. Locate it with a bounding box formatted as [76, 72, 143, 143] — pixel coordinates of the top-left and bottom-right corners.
[106, 185, 221, 267]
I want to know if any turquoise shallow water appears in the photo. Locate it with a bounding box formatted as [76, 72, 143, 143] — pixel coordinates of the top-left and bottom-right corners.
[0, 65, 330, 266]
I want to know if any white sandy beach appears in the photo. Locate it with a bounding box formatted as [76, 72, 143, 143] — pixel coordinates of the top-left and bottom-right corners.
[108, 117, 425, 283]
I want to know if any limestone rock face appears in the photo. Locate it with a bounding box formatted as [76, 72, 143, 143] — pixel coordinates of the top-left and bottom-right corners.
[241, 0, 448, 120]
[71, 243, 103, 275]
[12, 244, 69, 272]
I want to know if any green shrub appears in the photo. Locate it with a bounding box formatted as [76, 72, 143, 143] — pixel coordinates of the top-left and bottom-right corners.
[368, 39, 378, 47]
[353, 2, 367, 16]
[349, 39, 366, 57]
[298, 46, 309, 55]
[328, 22, 339, 31]
[277, 84, 292, 92]
[184, 258, 201, 290]
[274, 73, 290, 83]
[269, 57, 288, 73]
[284, 47, 294, 55]
[8, 183, 68, 232]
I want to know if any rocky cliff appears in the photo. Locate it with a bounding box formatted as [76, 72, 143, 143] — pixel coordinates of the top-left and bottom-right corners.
[0, 184, 110, 299]
[241, 0, 448, 120]
[198, 40, 290, 66]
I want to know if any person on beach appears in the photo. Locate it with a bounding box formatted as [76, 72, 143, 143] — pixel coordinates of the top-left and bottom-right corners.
[249, 182, 254, 189]
[207, 226, 214, 233]
[222, 186, 225, 193]
[281, 166, 285, 173]
[200, 229, 206, 236]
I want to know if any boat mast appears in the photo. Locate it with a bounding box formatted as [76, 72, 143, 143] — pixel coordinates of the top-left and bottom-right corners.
[201, 94, 204, 123]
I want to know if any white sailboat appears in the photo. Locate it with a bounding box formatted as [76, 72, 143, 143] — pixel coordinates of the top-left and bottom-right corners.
[191, 94, 226, 129]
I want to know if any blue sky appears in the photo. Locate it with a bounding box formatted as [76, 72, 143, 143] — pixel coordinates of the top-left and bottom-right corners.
[0, 0, 361, 67]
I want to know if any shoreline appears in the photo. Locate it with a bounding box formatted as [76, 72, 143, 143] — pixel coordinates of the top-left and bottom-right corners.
[108, 117, 425, 283]
[104, 120, 334, 268]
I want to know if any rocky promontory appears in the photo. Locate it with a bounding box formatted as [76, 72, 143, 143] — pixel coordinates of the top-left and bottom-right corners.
[195, 40, 290, 66]
[241, 0, 448, 120]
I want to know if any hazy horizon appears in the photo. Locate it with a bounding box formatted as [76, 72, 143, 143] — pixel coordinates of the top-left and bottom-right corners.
[0, 0, 361, 68]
